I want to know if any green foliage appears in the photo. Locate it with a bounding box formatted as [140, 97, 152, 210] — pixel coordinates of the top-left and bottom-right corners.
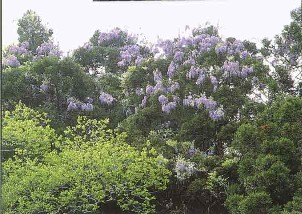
[2, 103, 57, 160]
[226, 96, 302, 213]
[2, 107, 171, 214]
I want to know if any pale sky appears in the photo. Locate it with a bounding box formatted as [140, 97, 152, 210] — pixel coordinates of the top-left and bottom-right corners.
[2, 0, 300, 54]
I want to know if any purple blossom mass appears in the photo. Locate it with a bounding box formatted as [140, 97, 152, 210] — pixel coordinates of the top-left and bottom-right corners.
[222, 61, 240, 77]
[154, 39, 174, 57]
[194, 35, 220, 53]
[215, 43, 228, 55]
[162, 101, 177, 114]
[183, 95, 195, 107]
[3, 55, 20, 67]
[241, 66, 254, 78]
[8, 42, 29, 55]
[167, 82, 180, 93]
[210, 75, 218, 91]
[36, 42, 62, 58]
[177, 37, 193, 48]
[118, 44, 142, 67]
[158, 95, 169, 105]
[99, 92, 115, 105]
[240, 50, 249, 59]
[67, 101, 78, 111]
[196, 74, 205, 85]
[81, 103, 94, 112]
[98, 28, 136, 46]
[167, 61, 177, 78]
[153, 70, 163, 83]
[209, 108, 224, 121]
[145, 85, 154, 95]
[187, 66, 200, 79]
[173, 51, 185, 62]
[140, 95, 148, 108]
[228, 40, 245, 55]
[201, 96, 217, 111]
[154, 81, 166, 93]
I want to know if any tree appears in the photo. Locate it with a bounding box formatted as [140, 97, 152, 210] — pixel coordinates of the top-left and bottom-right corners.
[17, 10, 53, 52]
[260, 7, 302, 97]
[226, 96, 302, 213]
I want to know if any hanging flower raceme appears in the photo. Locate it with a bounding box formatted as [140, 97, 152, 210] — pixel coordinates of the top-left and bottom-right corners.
[222, 61, 240, 78]
[36, 42, 62, 58]
[99, 92, 115, 105]
[67, 97, 94, 112]
[3, 55, 21, 67]
[8, 42, 30, 55]
[174, 157, 196, 181]
[118, 44, 144, 67]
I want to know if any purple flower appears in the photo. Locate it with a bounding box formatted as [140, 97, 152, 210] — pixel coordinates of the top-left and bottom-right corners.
[196, 74, 205, 85]
[155, 39, 174, 57]
[215, 43, 228, 55]
[173, 51, 185, 62]
[210, 76, 218, 91]
[178, 37, 193, 47]
[140, 95, 148, 108]
[135, 56, 144, 65]
[98, 28, 124, 45]
[8, 43, 29, 55]
[187, 66, 198, 79]
[167, 82, 180, 93]
[81, 103, 94, 112]
[201, 96, 217, 110]
[67, 101, 78, 111]
[228, 40, 244, 55]
[162, 101, 177, 114]
[240, 50, 249, 59]
[209, 108, 224, 121]
[167, 61, 177, 78]
[158, 95, 168, 105]
[183, 95, 195, 107]
[183, 56, 196, 66]
[154, 81, 166, 93]
[153, 70, 162, 83]
[173, 95, 181, 103]
[99, 92, 114, 105]
[36, 42, 62, 58]
[3, 55, 20, 67]
[222, 61, 240, 77]
[145, 85, 154, 95]
[241, 66, 254, 78]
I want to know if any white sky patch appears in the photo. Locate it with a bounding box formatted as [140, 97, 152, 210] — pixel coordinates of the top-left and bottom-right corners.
[2, 0, 300, 54]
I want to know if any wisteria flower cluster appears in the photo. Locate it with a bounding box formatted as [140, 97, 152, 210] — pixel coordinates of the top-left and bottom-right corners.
[126, 27, 255, 121]
[99, 92, 115, 105]
[215, 39, 245, 56]
[2, 55, 21, 67]
[174, 157, 196, 181]
[98, 28, 136, 47]
[67, 97, 94, 112]
[36, 42, 62, 58]
[118, 45, 146, 67]
[222, 61, 254, 78]
[8, 42, 30, 55]
[183, 94, 224, 121]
